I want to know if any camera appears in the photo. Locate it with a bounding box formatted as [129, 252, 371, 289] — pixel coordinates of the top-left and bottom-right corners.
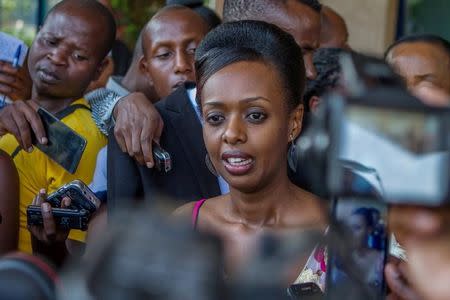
[152, 141, 172, 173]
[0, 252, 58, 300]
[27, 180, 101, 231]
[296, 52, 450, 205]
[293, 52, 449, 300]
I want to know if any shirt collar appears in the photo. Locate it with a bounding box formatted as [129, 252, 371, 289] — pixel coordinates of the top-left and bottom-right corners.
[187, 86, 202, 122]
[106, 76, 130, 97]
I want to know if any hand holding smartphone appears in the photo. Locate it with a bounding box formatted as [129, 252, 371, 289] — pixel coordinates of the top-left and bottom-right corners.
[27, 180, 100, 231]
[152, 141, 172, 173]
[32, 108, 87, 174]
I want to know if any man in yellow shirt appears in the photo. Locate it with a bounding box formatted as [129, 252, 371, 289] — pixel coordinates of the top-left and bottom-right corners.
[0, 0, 115, 255]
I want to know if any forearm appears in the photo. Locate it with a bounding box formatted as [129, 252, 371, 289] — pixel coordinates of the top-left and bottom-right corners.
[31, 237, 69, 268]
[107, 128, 144, 212]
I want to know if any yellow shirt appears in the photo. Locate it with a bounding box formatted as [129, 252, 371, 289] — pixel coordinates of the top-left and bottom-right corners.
[0, 98, 107, 253]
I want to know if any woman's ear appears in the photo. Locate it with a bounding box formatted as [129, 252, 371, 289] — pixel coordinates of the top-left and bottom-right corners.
[288, 103, 304, 141]
[139, 55, 154, 87]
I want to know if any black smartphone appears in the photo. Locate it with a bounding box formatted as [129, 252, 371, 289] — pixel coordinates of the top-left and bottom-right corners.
[153, 142, 172, 173]
[33, 108, 87, 174]
[325, 198, 388, 300]
[27, 205, 90, 231]
[288, 282, 323, 300]
[45, 180, 101, 213]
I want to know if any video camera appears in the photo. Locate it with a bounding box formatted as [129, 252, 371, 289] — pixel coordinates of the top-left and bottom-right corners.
[296, 52, 450, 206]
[292, 52, 450, 300]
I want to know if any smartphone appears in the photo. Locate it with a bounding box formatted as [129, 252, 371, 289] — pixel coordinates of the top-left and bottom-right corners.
[288, 282, 323, 300]
[152, 142, 172, 173]
[33, 108, 87, 174]
[27, 205, 90, 231]
[325, 198, 388, 300]
[46, 180, 101, 213]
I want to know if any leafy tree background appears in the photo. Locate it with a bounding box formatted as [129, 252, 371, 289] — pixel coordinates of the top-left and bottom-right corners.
[3, 0, 446, 49]
[110, 0, 165, 49]
[0, 0, 37, 45]
[0, 0, 171, 49]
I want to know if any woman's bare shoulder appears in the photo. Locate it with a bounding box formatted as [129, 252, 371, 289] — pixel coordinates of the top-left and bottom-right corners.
[171, 201, 197, 221]
[172, 195, 229, 228]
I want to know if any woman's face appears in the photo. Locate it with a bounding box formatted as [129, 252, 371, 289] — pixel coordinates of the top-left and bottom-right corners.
[201, 60, 303, 193]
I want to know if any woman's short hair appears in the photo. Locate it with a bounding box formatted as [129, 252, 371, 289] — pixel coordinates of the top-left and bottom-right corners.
[195, 20, 305, 111]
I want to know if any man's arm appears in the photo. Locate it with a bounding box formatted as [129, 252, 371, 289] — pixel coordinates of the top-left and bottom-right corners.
[88, 90, 163, 167]
[29, 191, 107, 268]
[28, 190, 71, 268]
[107, 126, 146, 214]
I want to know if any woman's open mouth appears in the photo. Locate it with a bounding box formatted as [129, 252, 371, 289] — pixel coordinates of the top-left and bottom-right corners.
[221, 151, 255, 176]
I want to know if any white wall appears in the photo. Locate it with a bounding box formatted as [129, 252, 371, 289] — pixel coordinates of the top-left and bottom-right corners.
[321, 0, 399, 56]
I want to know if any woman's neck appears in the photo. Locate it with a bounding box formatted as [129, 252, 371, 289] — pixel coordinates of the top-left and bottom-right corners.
[32, 89, 79, 114]
[228, 171, 295, 228]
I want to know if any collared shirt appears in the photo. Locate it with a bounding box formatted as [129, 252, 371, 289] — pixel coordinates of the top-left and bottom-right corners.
[188, 87, 230, 195]
[106, 76, 129, 97]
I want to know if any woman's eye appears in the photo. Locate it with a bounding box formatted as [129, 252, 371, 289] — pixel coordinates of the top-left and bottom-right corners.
[187, 48, 196, 55]
[206, 113, 225, 125]
[247, 112, 267, 122]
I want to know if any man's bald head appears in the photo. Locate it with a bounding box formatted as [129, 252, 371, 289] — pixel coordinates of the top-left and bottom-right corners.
[141, 5, 208, 56]
[46, 0, 116, 58]
[223, 0, 321, 22]
[320, 6, 349, 49]
[139, 5, 208, 98]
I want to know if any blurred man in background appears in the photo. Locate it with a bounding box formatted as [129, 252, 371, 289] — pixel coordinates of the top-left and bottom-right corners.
[320, 5, 350, 49]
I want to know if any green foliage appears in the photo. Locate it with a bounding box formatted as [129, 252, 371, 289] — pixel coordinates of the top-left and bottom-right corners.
[110, 0, 165, 49]
[0, 0, 37, 45]
[2, 26, 35, 46]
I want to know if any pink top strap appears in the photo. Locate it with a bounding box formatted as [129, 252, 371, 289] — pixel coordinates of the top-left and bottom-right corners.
[191, 199, 207, 229]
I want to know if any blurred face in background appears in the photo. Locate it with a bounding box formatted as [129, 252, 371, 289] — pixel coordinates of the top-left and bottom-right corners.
[320, 6, 350, 50]
[386, 41, 450, 97]
[264, 0, 321, 80]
